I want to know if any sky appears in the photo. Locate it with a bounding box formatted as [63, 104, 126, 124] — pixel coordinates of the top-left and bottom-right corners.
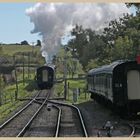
[0, 3, 135, 45]
[0, 3, 40, 44]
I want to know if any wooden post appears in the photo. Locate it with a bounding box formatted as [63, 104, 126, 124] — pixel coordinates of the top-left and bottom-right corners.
[13, 55, 18, 100]
[28, 52, 30, 79]
[23, 53, 25, 85]
[0, 74, 2, 105]
[64, 46, 67, 100]
[85, 88, 87, 99]
[67, 82, 69, 99]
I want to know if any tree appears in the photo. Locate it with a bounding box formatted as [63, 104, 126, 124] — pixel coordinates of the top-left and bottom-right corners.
[0, 46, 3, 55]
[126, 3, 140, 15]
[102, 13, 140, 61]
[68, 25, 106, 69]
[66, 9, 140, 71]
[36, 40, 41, 46]
[56, 47, 84, 77]
[86, 59, 98, 71]
[21, 40, 29, 45]
[112, 36, 133, 61]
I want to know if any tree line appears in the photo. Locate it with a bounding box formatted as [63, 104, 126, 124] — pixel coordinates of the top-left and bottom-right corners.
[0, 40, 41, 46]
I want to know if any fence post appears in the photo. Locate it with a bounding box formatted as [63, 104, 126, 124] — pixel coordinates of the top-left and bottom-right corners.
[85, 88, 87, 99]
[67, 82, 69, 99]
[22, 53, 25, 85]
[0, 74, 2, 106]
[73, 88, 79, 103]
[28, 52, 31, 79]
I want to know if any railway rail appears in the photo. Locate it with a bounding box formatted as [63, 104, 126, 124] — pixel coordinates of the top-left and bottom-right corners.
[34, 99, 88, 137]
[2, 89, 140, 137]
[22, 102, 61, 137]
[17, 91, 51, 137]
[128, 122, 140, 137]
[52, 104, 61, 137]
[0, 90, 51, 137]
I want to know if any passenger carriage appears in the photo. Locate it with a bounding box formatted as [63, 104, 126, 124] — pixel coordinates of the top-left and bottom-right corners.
[87, 60, 140, 115]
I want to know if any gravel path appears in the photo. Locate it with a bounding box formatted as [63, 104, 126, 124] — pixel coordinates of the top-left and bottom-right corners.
[77, 100, 132, 137]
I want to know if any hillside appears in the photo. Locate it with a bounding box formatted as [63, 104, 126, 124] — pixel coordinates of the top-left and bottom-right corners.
[0, 44, 40, 56]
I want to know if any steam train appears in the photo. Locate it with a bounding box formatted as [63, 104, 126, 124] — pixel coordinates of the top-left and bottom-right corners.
[87, 60, 140, 115]
[36, 65, 55, 89]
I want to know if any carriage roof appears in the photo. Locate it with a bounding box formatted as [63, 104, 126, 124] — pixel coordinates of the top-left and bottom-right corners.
[88, 60, 135, 75]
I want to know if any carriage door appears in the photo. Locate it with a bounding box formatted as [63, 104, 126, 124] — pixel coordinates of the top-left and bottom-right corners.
[42, 70, 48, 82]
[127, 70, 140, 100]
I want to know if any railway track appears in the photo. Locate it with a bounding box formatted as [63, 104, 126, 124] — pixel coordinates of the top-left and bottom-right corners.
[46, 100, 88, 137]
[0, 90, 51, 137]
[1, 90, 140, 137]
[128, 122, 140, 137]
[52, 104, 61, 137]
[23, 102, 60, 137]
[32, 99, 88, 137]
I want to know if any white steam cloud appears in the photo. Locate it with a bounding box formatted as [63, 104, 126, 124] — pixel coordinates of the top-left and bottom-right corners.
[26, 3, 130, 63]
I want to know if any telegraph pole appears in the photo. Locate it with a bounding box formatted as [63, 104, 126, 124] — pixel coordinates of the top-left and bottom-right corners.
[64, 45, 67, 100]
[0, 74, 2, 105]
[28, 52, 30, 79]
[62, 35, 72, 100]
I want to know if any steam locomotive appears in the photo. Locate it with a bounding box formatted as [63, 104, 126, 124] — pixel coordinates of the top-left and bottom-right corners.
[87, 60, 140, 115]
[36, 65, 55, 89]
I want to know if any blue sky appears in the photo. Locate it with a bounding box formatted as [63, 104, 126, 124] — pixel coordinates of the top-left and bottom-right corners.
[0, 3, 136, 44]
[0, 3, 40, 44]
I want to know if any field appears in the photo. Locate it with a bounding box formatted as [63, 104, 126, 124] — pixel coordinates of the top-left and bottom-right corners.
[0, 44, 40, 56]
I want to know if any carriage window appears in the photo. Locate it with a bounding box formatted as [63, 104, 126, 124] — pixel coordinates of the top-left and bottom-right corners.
[42, 70, 48, 82]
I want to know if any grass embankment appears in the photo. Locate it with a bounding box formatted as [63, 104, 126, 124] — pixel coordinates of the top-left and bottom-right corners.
[0, 81, 37, 123]
[0, 44, 41, 123]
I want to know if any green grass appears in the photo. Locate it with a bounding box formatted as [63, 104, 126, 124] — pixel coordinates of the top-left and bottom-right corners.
[53, 83, 64, 98]
[0, 77, 90, 123]
[54, 79, 90, 104]
[0, 44, 41, 122]
[16, 70, 36, 81]
[0, 101, 25, 123]
[68, 79, 86, 89]
[0, 79, 37, 123]
[1, 44, 40, 56]
[66, 79, 90, 104]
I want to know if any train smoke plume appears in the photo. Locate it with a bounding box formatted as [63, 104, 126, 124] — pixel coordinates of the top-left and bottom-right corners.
[26, 3, 129, 63]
